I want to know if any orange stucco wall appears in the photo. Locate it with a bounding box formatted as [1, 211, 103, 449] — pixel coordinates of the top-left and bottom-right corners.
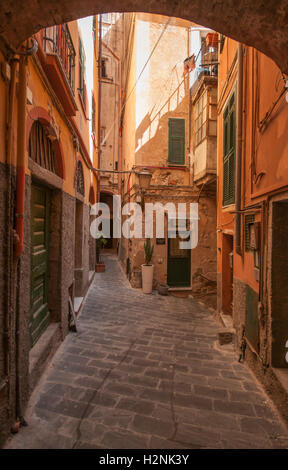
[217, 37, 288, 295]
[1, 20, 96, 206]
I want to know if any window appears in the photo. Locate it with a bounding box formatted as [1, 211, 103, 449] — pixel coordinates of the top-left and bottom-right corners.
[115, 161, 118, 171]
[194, 88, 217, 148]
[91, 93, 96, 135]
[195, 91, 207, 146]
[223, 93, 236, 206]
[29, 120, 59, 175]
[168, 118, 185, 165]
[101, 58, 107, 78]
[244, 214, 255, 252]
[101, 57, 112, 80]
[78, 36, 86, 108]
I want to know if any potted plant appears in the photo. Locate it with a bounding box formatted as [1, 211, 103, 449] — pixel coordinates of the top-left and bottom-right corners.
[141, 238, 154, 294]
[95, 234, 107, 272]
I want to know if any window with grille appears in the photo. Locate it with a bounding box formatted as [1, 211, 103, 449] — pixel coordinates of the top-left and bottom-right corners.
[29, 120, 59, 175]
[168, 118, 185, 165]
[79, 37, 86, 108]
[222, 93, 236, 206]
[244, 214, 255, 251]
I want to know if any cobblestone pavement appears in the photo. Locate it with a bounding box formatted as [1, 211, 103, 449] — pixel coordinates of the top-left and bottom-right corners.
[6, 255, 288, 449]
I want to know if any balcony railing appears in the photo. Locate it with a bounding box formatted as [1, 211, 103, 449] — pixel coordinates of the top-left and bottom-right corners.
[44, 24, 75, 93]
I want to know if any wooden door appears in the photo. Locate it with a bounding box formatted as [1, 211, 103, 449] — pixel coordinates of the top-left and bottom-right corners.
[167, 225, 191, 287]
[30, 184, 50, 347]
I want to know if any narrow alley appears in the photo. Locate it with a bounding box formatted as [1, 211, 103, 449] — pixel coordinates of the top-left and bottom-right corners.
[5, 256, 288, 449]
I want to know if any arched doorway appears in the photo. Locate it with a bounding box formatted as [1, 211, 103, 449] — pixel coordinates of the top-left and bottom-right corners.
[28, 119, 63, 346]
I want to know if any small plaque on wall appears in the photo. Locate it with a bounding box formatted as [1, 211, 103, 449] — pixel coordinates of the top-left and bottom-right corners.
[156, 238, 165, 245]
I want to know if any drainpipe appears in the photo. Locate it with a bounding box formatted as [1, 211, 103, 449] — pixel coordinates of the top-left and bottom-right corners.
[15, 55, 28, 258]
[235, 44, 243, 255]
[118, 61, 122, 197]
[14, 39, 38, 428]
[2, 59, 18, 410]
[97, 15, 102, 204]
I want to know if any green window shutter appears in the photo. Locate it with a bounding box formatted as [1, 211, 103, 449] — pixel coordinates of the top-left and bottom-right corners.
[168, 118, 185, 165]
[223, 94, 236, 206]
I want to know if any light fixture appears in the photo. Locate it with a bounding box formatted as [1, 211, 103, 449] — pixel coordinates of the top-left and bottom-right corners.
[137, 167, 152, 190]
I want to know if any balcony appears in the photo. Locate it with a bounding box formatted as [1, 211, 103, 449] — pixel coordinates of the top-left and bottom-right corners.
[42, 24, 78, 116]
[191, 75, 218, 190]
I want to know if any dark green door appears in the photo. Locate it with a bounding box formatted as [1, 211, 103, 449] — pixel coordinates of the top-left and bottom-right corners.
[30, 184, 50, 347]
[167, 227, 191, 287]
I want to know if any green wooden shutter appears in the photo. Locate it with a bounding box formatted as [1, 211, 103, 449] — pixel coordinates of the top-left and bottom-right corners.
[223, 94, 236, 205]
[168, 118, 185, 165]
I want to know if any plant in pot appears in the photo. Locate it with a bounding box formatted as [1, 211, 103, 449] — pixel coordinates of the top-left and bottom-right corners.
[96, 234, 107, 272]
[141, 238, 154, 294]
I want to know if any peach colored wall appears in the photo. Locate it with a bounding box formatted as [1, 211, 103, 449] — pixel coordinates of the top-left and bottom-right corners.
[217, 37, 288, 294]
[0, 20, 96, 205]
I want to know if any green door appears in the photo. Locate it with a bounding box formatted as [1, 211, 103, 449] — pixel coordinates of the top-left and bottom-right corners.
[30, 184, 50, 347]
[167, 225, 191, 287]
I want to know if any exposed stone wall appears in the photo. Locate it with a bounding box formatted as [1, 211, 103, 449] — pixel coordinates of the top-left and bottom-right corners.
[233, 277, 247, 346]
[89, 220, 96, 271]
[120, 188, 217, 306]
[60, 191, 75, 338]
[0, 162, 10, 446]
[82, 203, 90, 294]
[49, 189, 63, 323]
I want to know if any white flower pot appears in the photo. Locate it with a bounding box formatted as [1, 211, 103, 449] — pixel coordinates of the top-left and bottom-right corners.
[141, 264, 154, 294]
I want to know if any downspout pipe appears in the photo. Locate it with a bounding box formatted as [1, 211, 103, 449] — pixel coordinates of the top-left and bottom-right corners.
[15, 39, 38, 258]
[235, 44, 243, 255]
[15, 55, 27, 258]
[97, 15, 102, 204]
[14, 39, 37, 427]
[118, 60, 122, 197]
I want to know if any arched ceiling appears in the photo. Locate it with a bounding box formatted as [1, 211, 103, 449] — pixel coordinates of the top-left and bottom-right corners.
[0, 0, 288, 73]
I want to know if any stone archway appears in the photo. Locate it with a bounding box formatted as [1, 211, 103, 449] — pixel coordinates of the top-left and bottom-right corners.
[0, 1, 288, 73]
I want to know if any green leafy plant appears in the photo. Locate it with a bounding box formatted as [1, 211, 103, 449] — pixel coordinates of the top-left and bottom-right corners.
[96, 234, 107, 263]
[144, 238, 154, 265]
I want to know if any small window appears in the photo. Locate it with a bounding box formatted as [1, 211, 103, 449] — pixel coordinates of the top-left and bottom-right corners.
[101, 58, 107, 78]
[101, 57, 111, 80]
[244, 214, 255, 252]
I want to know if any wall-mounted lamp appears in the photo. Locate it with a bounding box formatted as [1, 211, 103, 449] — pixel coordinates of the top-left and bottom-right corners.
[137, 167, 152, 191]
[137, 167, 152, 209]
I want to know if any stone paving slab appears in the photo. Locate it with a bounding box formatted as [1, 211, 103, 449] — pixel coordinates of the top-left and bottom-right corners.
[5, 255, 288, 449]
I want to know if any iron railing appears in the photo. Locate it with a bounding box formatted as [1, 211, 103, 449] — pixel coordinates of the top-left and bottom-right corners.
[44, 24, 76, 93]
